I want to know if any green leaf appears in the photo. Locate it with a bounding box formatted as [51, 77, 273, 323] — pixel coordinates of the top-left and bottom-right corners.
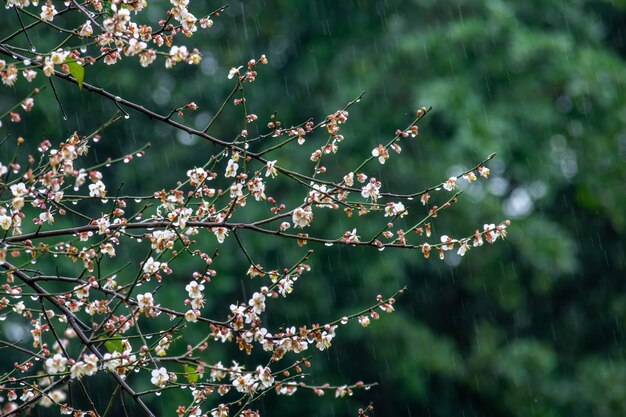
[65, 58, 84, 89]
[184, 365, 199, 383]
[104, 338, 123, 353]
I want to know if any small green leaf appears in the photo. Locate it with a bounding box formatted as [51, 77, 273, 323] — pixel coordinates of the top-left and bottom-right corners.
[65, 58, 85, 89]
[184, 365, 199, 383]
[104, 338, 123, 353]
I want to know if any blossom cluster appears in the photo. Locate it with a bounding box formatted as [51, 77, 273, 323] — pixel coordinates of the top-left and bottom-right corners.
[0, 3, 510, 415]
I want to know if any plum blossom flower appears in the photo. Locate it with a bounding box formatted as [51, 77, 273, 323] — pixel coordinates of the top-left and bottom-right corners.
[255, 366, 274, 389]
[478, 166, 490, 178]
[150, 367, 169, 388]
[443, 177, 457, 191]
[0, 214, 12, 230]
[371, 145, 389, 164]
[249, 292, 266, 314]
[440, 235, 456, 251]
[10, 183, 28, 197]
[39, 389, 66, 408]
[225, 159, 238, 177]
[185, 309, 199, 322]
[463, 171, 477, 182]
[265, 160, 278, 178]
[292, 207, 313, 228]
[40, 2, 57, 22]
[137, 292, 155, 310]
[185, 280, 204, 298]
[43, 58, 55, 77]
[88, 180, 107, 198]
[213, 227, 229, 243]
[211, 404, 229, 417]
[143, 257, 161, 274]
[70, 354, 98, 379]
[79, 21, 93, 37]
[228, 66, 243, 79]
[187, 167, 208, 185]
[361, 178, 381, 201]
[45, 354, 68, 375]
[384, 202, 407, 217]
[343, 228, 360, 244]
[457, 240, 470, 256]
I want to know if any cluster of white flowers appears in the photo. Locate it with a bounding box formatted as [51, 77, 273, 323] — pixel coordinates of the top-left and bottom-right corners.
[70, 354, 98, 380]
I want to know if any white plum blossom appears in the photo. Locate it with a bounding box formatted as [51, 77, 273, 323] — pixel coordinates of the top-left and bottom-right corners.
[265, 160, 278, 178]
[10, 182, 28, 197]
[440, 235, 456, 251]
[143, 257, 161, 274]
[137, 292, 155, 310]
[185, 280, 204, 298]
[89, 180, 107, 198]
[225, 159, 238, 177]
[213, 227, 229, 243]
[384, 202, 407, 217]
[185, 309, 199, 322]
[457, 240, 470, 256]
[361, 178, 381, 201]
[371, 145, 389, 164]
[150, 367, 169, 388]
[40, 3, 57, 22]
[70, 354, 98, 379]
[478, 166, 491, 178]
[79, 21, 93, 37]
[443, 177, 457, 191]
[249, 292, 266, 314]
[292, 207, 313, 228]
[228, 66, 243, 79]
[0, 214, 12, 230]
[45, 354, 68, 375]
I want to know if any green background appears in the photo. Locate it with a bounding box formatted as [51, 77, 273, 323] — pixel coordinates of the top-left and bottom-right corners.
[1, 1, 626, 416]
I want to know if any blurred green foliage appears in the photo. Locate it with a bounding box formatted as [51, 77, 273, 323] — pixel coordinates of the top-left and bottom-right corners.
[1, 0, 626, 416]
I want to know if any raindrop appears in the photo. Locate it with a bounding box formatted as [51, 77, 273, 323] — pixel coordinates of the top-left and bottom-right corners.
[324, 243, 334, 246]
[155, 392, 162, 396]
[124, 114, 130, 119]
[30, 295, 39, 301]
[135, 199, 142, 203]
[63, 115, 68, 121]
[115, 96, 122, 102]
